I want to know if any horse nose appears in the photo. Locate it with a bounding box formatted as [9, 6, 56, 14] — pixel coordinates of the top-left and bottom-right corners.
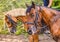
[10, 31, 14, 33]
[27, 28, 32, 35]
[27, 26, 37, 35]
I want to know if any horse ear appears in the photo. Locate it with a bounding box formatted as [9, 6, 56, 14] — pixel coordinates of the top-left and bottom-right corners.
[25, 3, 29, 8]
[32, 1, 35, 8]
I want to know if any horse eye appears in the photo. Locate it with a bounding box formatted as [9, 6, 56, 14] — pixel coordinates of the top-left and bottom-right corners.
[30, 14, 34, 17]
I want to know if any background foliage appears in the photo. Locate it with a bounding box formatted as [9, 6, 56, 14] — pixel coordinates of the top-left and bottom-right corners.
[0, 0, 60, 35]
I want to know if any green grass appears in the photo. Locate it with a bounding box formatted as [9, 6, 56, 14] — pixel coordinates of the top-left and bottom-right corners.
[0, 12, 9, 34]
[0, 12, 4, 33]
[15, 21, 28, 36]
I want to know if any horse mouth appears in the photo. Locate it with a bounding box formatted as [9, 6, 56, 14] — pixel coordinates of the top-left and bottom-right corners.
[8, 27, 16, 34]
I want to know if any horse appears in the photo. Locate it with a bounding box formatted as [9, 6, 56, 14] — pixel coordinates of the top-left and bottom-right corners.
[26, 1, 60, 42]
[4, 8, 28, 33]
[25, 2, 43, 42]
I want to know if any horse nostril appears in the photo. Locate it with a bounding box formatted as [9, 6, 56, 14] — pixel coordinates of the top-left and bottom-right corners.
[27, 29, 32, 35]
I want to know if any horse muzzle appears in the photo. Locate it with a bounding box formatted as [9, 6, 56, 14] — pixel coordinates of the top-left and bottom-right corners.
[27, 26, 37, 35]
[11, 27, 16, 33]
[27, 29, 32, 35]
[8, 27, 16, 33]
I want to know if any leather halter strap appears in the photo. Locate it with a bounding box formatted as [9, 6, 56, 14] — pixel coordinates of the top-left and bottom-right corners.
[34, 11, 39, 28]
[24, 22, 34, 25]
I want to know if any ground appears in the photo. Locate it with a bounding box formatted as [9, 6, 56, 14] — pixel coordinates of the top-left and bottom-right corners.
[0, 34, 55, 42]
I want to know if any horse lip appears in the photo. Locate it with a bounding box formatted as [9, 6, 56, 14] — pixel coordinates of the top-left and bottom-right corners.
[27, 29, 32, 35]
[8, 27, 16, 33]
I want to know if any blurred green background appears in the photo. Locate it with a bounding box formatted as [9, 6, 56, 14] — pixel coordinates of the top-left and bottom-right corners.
[0, 0, 60, 35]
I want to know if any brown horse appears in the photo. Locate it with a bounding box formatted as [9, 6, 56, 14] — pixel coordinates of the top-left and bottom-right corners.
[26, 1, 60, 42]
[26, 2, 43, 42]
[4, 8, 28, 33]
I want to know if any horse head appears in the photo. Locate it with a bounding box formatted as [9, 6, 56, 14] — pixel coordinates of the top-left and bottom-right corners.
[5, 14, 17, 33]
[26, 1, 42, 35]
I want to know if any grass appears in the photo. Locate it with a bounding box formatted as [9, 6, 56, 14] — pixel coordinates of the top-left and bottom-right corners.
[0, 12, 4, 33]
[15, 21, 28, 36]
[0, 12, 9, 34]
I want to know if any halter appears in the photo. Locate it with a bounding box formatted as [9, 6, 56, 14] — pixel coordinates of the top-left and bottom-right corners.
[26, 6, 49, 35]
[34, 9, 40, 28]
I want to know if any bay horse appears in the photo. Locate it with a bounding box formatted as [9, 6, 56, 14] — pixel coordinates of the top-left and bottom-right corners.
[26, 1, 60, 42]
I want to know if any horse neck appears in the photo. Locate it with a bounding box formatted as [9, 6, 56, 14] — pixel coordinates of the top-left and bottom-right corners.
[41, 7, 55, 26]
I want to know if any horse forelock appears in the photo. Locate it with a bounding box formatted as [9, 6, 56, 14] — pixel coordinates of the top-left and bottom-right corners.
[26, 5, 41, 14]
[26, 6, 32, 14]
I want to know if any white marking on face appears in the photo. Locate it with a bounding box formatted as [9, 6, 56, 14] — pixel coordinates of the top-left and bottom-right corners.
[31, 25, 37, 34]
